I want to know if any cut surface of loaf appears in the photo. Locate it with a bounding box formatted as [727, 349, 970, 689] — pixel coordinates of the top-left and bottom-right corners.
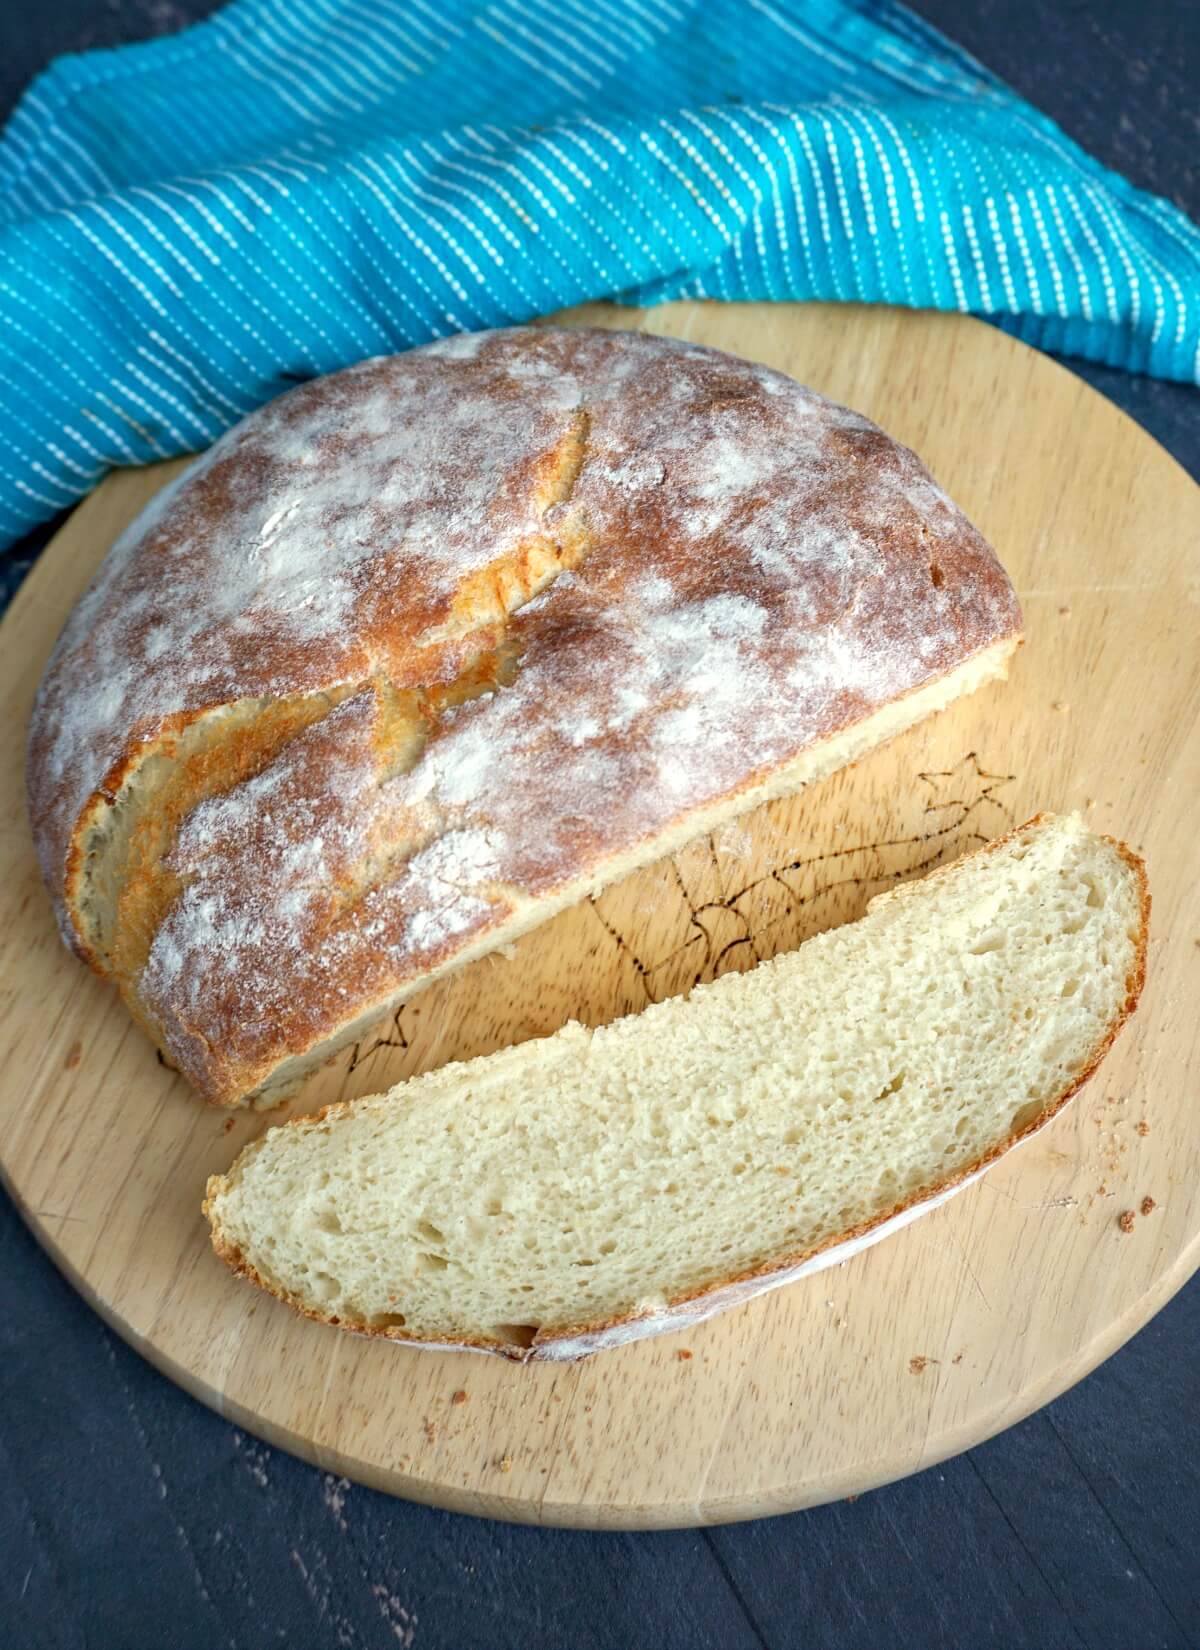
[204, 815, 1148, 1360]
[28, 327, 1021, 1104]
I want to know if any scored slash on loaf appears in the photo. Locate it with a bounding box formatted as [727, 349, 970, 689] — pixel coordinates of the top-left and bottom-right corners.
[27, 326, 1022, 1105]
[203, 816, 1149, 1360]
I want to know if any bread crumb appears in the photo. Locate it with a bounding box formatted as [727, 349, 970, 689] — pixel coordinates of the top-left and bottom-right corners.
[952, 1353, 963, 1366]
[223, 1117, 235, 1133]
[1141, 1197, 1156, 1217]
[498, 1455, 513, 1473]
[450, 1389, 469, 1405]
[1136, 1120, 1150, 1137]
[1118, 1210, 1136, 1234]
[423, 1418, 438, 1443]
[1058, 605, 1071, 616]
[1052, 700, 1069, 713]
[676, 1349, 693, 1361]
[909, 1356, 928, 1374]
[844, 1493, 860, 1503]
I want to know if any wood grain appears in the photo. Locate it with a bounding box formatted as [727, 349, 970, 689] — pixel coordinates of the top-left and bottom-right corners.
[1, 300, 1196, 1530]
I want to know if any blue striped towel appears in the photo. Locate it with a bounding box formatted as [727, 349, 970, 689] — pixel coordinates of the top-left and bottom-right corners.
[1, 0, 1197, 553]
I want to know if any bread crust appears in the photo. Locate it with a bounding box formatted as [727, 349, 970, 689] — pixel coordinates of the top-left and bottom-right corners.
[29, 327, 1022, 1104]
[203, 819, 1149, 1362]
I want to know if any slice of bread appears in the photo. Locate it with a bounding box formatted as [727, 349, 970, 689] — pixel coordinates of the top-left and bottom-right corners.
[204, 815, 1148, 1361]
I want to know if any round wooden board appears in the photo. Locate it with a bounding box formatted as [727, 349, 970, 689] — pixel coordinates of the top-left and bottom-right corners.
[1, 302, 1197, 1530]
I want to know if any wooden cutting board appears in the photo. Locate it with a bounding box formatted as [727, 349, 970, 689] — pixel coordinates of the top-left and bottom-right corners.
[1, 301, 1197, 1529]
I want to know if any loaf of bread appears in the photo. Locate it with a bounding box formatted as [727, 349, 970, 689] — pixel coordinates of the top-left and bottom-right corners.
[28, 327, 1021, 1105]
[204, 815, 1147, 1360]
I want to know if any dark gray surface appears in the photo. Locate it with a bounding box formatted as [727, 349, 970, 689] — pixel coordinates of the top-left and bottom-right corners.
[1, 5, 1197, 1648]
[3, 1184, 1198, 1650]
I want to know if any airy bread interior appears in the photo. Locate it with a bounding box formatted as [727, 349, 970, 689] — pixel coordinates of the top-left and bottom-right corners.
[205, 815, 1146, 1355]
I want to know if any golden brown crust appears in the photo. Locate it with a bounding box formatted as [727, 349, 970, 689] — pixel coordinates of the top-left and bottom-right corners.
[30, 327, 1022, 1104]
[203, 821, 1149, 1361]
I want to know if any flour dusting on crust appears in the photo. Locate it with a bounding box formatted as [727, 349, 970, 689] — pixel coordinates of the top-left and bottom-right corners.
[28, 327, 1021, 1099]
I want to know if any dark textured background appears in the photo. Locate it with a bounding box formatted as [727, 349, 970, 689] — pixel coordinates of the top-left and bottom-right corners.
[1, 5, 1197, 1647]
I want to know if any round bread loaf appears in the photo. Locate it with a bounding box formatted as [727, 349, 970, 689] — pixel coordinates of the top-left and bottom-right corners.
[27, 327, 1022, 1105]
